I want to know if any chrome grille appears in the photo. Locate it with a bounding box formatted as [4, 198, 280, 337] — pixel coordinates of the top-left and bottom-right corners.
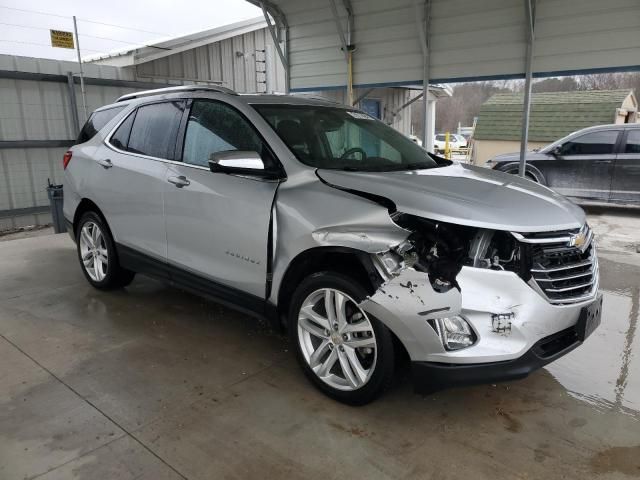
[514, 225, 598, 305]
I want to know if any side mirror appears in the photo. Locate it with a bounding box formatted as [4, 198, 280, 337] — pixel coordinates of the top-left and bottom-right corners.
[550, 146, 562, 158]
[208, 151, 280, 179]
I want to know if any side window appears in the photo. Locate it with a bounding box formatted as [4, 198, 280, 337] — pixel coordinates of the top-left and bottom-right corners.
[559, 130, 619, 156]
[624, 130, 640, 154]
[127, 101, 184, 159]
[77, 105, 125, 143]
[182, 100, 270, 167]
[109, 111, 135, 150]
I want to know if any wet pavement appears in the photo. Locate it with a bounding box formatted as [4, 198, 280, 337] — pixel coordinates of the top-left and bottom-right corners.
[1, 209, 639, 479]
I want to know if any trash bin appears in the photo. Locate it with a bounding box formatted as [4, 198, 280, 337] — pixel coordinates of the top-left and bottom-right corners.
[46, 180, 66, 234]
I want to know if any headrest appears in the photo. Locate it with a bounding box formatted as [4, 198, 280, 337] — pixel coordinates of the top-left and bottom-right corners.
[277, 120, 307, 146]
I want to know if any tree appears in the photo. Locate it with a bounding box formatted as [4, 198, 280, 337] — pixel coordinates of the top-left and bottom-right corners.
[532, 77, 579, 92]
[412, 82, 512, 135]
[578, 72, 640, 93]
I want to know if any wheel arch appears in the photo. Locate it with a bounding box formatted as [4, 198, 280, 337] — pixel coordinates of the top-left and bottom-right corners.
[73, 199, 111, 239]
[276, 246, 382, 323]
[496, 162, 547, 185]
[278, 247, 411, 365]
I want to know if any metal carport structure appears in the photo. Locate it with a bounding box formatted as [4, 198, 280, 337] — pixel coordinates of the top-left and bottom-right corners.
[249, 0, 640, 172]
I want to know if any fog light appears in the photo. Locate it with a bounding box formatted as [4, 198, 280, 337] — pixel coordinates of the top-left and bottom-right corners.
[436, 316, 476, 350]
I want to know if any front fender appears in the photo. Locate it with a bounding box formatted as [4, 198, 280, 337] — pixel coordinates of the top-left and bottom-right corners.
[270, 171, 410, 304]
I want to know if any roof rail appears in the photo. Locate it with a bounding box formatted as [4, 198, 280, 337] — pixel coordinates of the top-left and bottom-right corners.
[116, 85, 237, 102]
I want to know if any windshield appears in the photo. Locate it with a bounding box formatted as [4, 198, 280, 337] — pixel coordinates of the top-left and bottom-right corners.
[253, 104, 439, 171]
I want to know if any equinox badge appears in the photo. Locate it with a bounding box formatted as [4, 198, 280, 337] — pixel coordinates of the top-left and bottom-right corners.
[225, 250, 261, 265]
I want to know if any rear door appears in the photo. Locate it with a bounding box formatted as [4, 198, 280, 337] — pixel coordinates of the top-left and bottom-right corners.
[611, 128, 640, 204]
[95, 100, 185, 262]
[540, 129, 620, 202]
[163, 99, 280, 299]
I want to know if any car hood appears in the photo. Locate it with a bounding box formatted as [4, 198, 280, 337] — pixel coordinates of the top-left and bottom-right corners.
[317, 163, 585, 232]
[491, 151, 550, 162]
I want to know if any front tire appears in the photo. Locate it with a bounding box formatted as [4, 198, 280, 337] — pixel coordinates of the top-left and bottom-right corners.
[289, 272, 395, 405]
[76, 211, 135, 290]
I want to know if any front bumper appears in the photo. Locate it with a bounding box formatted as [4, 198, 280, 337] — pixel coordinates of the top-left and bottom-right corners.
[412, 323, 581, 393]
[359, 263, 601, 391]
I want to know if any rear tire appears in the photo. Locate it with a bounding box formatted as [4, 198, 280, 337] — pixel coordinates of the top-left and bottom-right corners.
[76, 211, 135, 290]
[289, 271, 395, 405]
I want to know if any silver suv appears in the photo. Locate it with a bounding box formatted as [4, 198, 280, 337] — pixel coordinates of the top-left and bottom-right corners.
[63, 86, 602, 405]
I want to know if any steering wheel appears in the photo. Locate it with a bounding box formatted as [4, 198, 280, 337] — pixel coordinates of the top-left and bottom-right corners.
[340, 147, 367, 160]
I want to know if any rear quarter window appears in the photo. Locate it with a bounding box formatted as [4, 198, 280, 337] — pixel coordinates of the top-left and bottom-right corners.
[77, 105, 126, 143]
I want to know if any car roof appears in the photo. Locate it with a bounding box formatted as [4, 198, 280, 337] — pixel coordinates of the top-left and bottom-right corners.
[575, 123, 640, 134]
[107, 85, 347, 111]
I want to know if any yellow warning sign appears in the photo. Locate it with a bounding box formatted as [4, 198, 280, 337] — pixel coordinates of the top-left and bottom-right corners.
[50, 30, 75, 49]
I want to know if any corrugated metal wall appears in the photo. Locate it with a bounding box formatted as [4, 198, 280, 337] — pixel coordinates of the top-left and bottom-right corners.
[132, 27, 416, 133]
[135, 27, 287, 94]
[273, 0, 640, 91]
[0, 55, 186, 231]
[0, 24, 420, 231]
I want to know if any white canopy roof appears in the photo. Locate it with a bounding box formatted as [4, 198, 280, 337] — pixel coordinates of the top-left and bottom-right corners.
[251, 0, 640, 91]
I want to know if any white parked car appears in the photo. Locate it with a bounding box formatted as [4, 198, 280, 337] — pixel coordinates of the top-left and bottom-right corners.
[434, 133, 467, 154]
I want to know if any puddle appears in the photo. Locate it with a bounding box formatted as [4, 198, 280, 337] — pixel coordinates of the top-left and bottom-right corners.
[545, 261, 640, 418]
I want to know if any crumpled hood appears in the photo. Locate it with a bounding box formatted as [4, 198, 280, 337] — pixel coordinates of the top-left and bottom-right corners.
[317, 163, 585, 232]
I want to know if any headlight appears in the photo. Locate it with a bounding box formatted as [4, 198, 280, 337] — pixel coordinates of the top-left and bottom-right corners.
[435, 315, 476, 350]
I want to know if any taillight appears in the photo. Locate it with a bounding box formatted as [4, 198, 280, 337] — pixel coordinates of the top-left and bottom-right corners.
[63, 151, 72, 169]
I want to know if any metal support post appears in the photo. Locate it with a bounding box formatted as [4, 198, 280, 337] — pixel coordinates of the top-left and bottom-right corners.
[518, 0, 536, 177]
[72, 16, 88, 122]
[415, 0, 432, 150]
[329, 0, 355, 106]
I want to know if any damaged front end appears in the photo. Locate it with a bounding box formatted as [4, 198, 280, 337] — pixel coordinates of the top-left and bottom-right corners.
[358, 210, 597, 392]
[361, 212, 525, 358]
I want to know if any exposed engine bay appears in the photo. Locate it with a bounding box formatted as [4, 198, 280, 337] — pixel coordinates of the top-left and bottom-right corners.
[372, 212, 523, 293]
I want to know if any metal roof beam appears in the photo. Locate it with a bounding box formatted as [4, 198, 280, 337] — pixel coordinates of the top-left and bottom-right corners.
[329, 0, 349, 61]
[415, 0, 432, 150]
[260, 1, 290, 93]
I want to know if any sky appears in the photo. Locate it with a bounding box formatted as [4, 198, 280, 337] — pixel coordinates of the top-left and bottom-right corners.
[0, 0, 262, 61]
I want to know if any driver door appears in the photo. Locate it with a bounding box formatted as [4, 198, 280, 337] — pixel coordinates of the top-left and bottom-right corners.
[163, 99, 280, 299]
[542, 129, 620, 202]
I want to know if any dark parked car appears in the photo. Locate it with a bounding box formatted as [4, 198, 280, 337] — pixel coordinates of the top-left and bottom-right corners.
[487, 123, 640, 205]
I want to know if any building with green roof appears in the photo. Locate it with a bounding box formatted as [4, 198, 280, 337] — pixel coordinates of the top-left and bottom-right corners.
[473, 89, 637, 164]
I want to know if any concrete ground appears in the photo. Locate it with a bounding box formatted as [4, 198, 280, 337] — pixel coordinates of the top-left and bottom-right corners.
[1, 209, 639, 480]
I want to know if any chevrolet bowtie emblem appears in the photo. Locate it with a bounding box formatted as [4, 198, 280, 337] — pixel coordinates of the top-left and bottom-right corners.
[569, 228, 589, 251]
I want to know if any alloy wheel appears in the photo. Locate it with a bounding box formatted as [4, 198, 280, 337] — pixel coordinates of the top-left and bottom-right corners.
[79, 221, 108, 282]
[297, 288, 377, 391]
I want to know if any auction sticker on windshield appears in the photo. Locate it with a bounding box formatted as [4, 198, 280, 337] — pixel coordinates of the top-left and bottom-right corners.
[346, 111, 374, 120]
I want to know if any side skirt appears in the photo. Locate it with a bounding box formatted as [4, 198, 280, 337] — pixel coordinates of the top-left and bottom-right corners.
[117, 243, 279, 326]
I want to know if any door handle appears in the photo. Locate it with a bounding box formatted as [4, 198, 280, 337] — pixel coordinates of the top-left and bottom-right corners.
[167, 175, 190, 188]
[97, 158, 113, 169]
[593, 160, 612, 165]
